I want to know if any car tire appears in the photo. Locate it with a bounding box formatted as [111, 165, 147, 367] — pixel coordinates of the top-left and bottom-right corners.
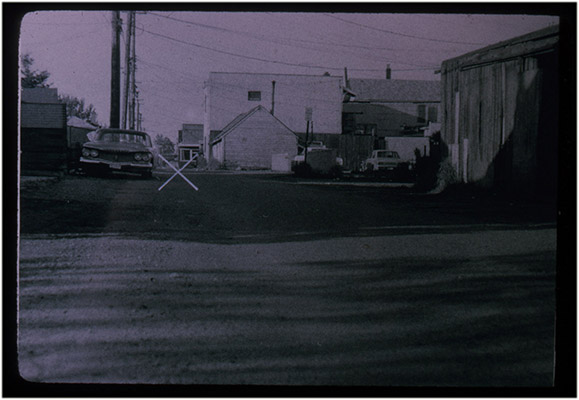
[83, 165, 102, 177]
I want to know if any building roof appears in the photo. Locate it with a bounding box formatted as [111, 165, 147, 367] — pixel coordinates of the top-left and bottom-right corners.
[21, 88, 60, 104]
[211, 105, 294, 144]
[182, 123, 203, 130]
[209, 71, 343, 80]
[67, 116, 98, 129]
[442, 25, 559, 72]
[347, 79, 441, 103]
[179, 124, 204, 145]
[21, 103, 66, 129]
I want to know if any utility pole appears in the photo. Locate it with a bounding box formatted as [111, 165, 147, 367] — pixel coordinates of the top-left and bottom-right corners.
[129, 11, 137, 130]
[304, 107, 313, 164]
[110, 11, 122, 128]
[136, 95, 142, 130]
[304, 121, 310, 165]
[122, 11, 132, 129]
[271, 80, 276, 115]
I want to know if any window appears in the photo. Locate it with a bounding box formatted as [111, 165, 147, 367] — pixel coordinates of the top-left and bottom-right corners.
[417, 104, 426, 123]
[248, 91, 261, 101]
[427, 106, 438, 123]
[355, 124, 377, 136]
[417, 104, 438, 123]
[342, 112, 357, 134]
[180, 149, 192, 161]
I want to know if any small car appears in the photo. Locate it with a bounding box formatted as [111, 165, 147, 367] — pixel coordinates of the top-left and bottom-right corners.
[80, 128, 155, 178]
[363, 150, 403, 172]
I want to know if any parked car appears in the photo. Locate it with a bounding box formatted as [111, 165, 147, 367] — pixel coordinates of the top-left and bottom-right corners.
[363, 150, 403, 172]
[80, 128, 156, 178]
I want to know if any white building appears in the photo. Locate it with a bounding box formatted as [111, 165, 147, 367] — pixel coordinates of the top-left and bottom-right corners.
[203, 72, 344, 158]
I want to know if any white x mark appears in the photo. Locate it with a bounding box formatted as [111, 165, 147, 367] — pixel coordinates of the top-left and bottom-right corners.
[158, 154, 199, 191]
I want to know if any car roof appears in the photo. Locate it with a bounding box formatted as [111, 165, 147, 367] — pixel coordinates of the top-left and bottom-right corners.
[97, 128, 150, 136]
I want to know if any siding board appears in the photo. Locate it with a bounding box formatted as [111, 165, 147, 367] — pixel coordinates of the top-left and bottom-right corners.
[440, 25, 558, 193]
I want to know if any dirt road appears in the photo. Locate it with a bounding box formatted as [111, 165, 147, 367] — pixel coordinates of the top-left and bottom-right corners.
[20, 230, 555, 386]
[16, 173, 558, 387]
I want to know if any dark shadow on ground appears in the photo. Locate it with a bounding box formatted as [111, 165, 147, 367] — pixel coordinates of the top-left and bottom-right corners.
[19, 174, 557, 245]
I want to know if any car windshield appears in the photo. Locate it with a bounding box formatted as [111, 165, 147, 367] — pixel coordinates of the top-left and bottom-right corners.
[97, 131, 152, 146]
[377, 151, 399, 158]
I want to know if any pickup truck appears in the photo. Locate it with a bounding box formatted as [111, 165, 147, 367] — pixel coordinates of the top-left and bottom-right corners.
[292, 141, 343, 167]
[363, 150, 403, 172]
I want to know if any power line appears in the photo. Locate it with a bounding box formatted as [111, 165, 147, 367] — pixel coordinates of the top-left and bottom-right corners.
[147, 12, 442, 67]
[23, 27, 105, 47]
[264, 12, 470, 53]
[24, 21, 108, 25]
[141, 27, 438, 72]
[137, 56, 209, 80]
[323, 13, 487, 46]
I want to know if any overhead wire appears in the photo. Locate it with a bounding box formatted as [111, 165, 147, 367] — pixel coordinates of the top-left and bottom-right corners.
[141, 27, 438, 72]
[323, 13, 487, 46]
[23, 27, 106, 47]
[146, 12, 440, 68]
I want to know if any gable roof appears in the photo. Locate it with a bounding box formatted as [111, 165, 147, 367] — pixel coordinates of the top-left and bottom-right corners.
[211, 105, 294, 144]
[347, 79, 441, 103]
[21, 88, 60, 104]
[68, 116, 98, 129]
[442, 25, 559, 73]
[21, 102, 66, 129]
[209, 71, 343, 80]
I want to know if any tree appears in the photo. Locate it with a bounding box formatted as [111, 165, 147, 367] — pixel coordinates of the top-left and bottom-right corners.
[60, 95, 99, 125]
[21, 53, 100, 125]
[21, 53, 51, 88]
[154, 134, 175, 155]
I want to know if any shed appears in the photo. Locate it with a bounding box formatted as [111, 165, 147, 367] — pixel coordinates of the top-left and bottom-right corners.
[20, 88, 67, 176]
[211, 105, 298, 170]
[440, 25, 559, 195]
[178, 124, 203, 168]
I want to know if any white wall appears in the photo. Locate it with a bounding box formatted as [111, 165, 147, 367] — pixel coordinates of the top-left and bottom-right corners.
[384, 137, 430, 162]
[204, 73, 343, 154]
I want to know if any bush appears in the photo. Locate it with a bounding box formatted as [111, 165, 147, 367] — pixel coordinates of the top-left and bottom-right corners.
[430, 159, 459, 194]
[414, 154, 439, 191]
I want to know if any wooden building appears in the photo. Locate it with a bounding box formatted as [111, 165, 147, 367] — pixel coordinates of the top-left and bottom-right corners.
[210, 105, 298, 170]
[440, 25, 559, 194]
[343, 79, 441, 139]
[21, 88, 67, 176]
[339, 78, 440, 170]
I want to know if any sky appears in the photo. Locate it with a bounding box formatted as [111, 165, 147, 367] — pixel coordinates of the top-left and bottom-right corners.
[19, 8, 559, 143]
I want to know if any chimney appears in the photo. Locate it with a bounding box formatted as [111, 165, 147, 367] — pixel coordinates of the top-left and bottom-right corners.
[271, 80, 276, 115]
[386, 64, 392, 80]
